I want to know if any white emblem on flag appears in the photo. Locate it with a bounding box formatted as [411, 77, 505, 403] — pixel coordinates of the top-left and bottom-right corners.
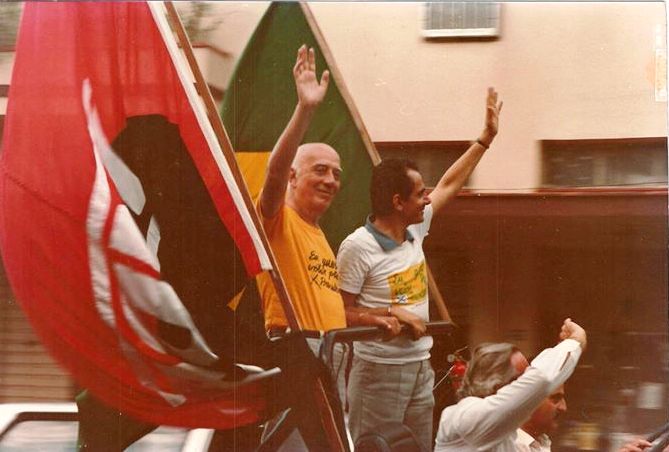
[81, 79, 274, 404]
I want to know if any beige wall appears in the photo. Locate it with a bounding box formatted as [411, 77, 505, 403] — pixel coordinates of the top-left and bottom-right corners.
[192, 46, 234, 92]
[205, 2, 667, 190]
[2, 3, 665, 188]
[0, 53, 14, 116]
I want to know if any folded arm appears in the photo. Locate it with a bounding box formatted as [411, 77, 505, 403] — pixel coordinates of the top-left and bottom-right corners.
[341, 290, 402, 336]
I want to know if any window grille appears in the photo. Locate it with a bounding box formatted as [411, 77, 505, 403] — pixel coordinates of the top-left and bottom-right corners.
[423, 2, 500, 39]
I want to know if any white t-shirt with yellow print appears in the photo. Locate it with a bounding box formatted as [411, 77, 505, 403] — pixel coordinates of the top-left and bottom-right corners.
[337, 205, 433, 364]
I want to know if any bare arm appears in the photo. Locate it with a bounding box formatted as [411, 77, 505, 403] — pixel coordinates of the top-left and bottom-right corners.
[259, 45, 330, 218]
[341, 291, 430, 339]
[429, 87, 503, 214]
[342, 291, 401, 335]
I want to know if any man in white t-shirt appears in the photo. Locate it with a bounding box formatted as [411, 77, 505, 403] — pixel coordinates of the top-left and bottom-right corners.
[337, 88, 502, 450]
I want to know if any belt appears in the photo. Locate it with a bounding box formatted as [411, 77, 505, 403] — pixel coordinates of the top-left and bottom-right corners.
[267, 326, 323, 339]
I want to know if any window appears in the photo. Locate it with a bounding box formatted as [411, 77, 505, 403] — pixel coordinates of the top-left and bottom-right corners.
[0, 417, 190, 452]
[375, 141, 469, 187]
[0, 3, 21, 49]
[1, 420, 78, 451]
[422, 2, 500, 39]
[542, 138, 668, 188]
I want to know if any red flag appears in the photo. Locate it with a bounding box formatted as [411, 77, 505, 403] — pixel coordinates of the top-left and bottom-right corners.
[0, 2, 274, 428]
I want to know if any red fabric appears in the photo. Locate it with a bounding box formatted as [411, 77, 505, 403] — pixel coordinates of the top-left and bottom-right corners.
[0, 3, 266, 428]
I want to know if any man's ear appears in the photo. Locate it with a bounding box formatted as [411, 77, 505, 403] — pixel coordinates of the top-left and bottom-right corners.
[288, 167, 297, 187]
[392, 193, 403, 212]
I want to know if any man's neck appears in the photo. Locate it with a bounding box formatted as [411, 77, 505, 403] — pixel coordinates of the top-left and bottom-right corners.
[286, 197, 321, 227]
[371, 215, 408, 244]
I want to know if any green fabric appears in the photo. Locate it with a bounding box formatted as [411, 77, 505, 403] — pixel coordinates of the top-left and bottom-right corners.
[221, 2, 374, 250]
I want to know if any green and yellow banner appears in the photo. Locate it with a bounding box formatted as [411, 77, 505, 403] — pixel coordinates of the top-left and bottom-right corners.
[221, 2, 377, 249]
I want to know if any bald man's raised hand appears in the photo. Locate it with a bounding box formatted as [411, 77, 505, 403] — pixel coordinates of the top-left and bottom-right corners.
[293, 45, 330, 110]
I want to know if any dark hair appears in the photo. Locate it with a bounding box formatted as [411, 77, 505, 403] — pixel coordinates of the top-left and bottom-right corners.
[457, 342, 520, 399]
[370, 158, 419, 217]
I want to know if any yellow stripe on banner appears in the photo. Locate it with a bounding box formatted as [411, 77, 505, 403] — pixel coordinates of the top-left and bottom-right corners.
[235, 151, 271, 202]
[227, 151, 270, 312]
[227, 287, 246, 311]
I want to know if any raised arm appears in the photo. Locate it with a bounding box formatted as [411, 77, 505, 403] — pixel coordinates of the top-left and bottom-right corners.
[429, 88, 503, 214]
[259, 45, 330, 218]
[454, 319, 585, 449]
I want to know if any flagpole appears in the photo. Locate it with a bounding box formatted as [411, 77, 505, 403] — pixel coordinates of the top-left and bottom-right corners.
[427, 264, 455, 324]
[162, 2, 301, 333]
[161, 4, 347, 450]
[300, 2, 453, 323]
[299, 2, 381, 166]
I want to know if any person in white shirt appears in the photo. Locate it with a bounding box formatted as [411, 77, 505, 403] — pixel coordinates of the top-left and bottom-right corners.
[434, 318, 586, 452]
[515, 385, 567, 451]
[338, 88, 503, 451]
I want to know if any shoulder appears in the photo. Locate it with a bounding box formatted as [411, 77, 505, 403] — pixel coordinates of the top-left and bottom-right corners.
[337, 227, 376, 275]
[339, 226, 375, 252]
[256, 198, 286, 231]
[440, 397, 478, 422]
[437, 399, 478, 439]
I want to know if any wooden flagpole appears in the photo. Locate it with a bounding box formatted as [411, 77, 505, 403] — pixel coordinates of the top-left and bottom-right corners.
[300, 2, 453, 323]
[427, 264, 454, 324]
[300, 2, 380, 166]
[162, 2, 300, 332]
[162, 4, 347, 450]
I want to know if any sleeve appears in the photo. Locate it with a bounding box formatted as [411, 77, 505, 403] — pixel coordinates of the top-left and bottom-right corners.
[337, 235, 370, 295]
[529, 338, 582, 393]
[452, 369, 550, 449]
[452, 339, 583, 449]
[255, 195, 282, 237]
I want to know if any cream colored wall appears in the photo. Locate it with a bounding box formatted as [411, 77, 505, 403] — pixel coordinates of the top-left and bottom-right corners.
[310, 2, 667, 189]
[192, 47, 234, 92]
[174, 2, 268, 93]
[204, 2, 270, 59]
[0, 53, 14, 116]
[204, 2, 666, 190]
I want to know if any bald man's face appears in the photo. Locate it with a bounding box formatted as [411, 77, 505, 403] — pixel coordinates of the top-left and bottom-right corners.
[290, 144, 342, 217]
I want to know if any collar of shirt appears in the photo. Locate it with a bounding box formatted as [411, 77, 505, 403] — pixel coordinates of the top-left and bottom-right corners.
[516, 428, 552, 452]
[364, 216, 414, 251]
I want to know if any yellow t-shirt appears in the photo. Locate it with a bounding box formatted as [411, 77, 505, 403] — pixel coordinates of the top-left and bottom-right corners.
[257, 204, 346, 331]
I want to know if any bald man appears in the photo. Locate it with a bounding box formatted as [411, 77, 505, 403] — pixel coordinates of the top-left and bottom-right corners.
[257, 45, 399, 339]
